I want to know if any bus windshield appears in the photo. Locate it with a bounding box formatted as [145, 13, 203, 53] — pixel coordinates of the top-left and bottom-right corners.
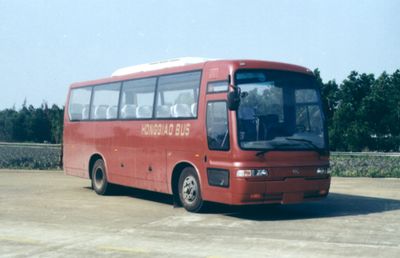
[235, 70, 326, 152]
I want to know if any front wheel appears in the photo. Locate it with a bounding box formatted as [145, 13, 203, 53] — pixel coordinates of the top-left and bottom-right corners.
[91, 159, 112, 195]
[178, 167, 204, 212]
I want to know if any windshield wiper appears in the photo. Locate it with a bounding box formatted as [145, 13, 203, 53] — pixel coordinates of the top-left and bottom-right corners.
[285, 137, 324, 154]
[255, 138, 323, 157]
[256, 149, 270, 157]
[255, 143, 293, 157]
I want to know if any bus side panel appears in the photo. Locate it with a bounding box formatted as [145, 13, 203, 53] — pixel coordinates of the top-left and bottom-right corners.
[135, 121, 204, 194]
[88, 120, 206, 195]
[101, 121, 136, 188]
[105, 120, 170, 193]
[63, 121, 94, 179]
[92, 120, 120, 183]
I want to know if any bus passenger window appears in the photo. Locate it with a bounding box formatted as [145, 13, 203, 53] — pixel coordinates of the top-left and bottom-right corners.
[120, 104, 137, 119]
[120, 78, 156, 119]
[106, 106, 118, 119]
[68, 87, 92, 121]
[90, 82, 121, 120]
[171, 104, 191, 117]
[156, 71, 201, 118]
[136, 105, 152, 118]
[81, 105, 90, 120]
[207, 101, 229, 151]
[156, 105, 171, 118]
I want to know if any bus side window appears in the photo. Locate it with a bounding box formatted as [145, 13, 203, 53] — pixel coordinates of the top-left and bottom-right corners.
[90, 82, 121, 120]
[68, 87, 92, 121]
[120, 78, 156, 120]
[206, 101, 230, 151]
[156, 71, 201, 118]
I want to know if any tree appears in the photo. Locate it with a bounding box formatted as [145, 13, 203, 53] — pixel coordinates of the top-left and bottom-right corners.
[0, 108, 17, 141]
[31, 104, 51, 143]
[0, 103, 64, 144]
[314, 69, 339, 128]
[329, 72, 374, 151]
[362, 70, 400, 151]
[48, 104, 64, 143]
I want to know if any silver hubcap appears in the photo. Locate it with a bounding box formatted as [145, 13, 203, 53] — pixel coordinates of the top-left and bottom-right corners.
[94, 168, 104, 189]
[182, 175, 198, 204]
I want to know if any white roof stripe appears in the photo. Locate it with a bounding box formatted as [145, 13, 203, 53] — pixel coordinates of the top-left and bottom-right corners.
[111, 57, 214, 77]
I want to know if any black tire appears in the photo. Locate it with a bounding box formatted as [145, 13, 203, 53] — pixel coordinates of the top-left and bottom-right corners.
[91, 159, 111, 195]
[178, 167, 204, 212]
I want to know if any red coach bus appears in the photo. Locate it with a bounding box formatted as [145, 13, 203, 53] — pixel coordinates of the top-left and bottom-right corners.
[63, 58, 330, 212]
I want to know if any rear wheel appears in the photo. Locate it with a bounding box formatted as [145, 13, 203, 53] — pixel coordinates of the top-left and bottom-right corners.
[91, 159, 111, 195]
[178, 167, 204, 212]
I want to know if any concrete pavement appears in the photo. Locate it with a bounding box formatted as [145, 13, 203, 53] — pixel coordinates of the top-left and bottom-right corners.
[0, 170, 399, 257]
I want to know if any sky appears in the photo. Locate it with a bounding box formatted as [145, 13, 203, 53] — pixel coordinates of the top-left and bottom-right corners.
[0, 0, 399, 109]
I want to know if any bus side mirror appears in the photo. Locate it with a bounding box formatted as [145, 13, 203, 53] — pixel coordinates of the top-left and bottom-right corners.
[227, 90, 240, 110]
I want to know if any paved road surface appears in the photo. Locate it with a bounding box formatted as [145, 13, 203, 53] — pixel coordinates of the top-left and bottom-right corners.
[0, 170, 399, 257]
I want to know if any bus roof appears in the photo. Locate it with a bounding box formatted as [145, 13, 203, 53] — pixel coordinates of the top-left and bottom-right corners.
[70, 58, 313, 88]
[111, 57, 213, 77]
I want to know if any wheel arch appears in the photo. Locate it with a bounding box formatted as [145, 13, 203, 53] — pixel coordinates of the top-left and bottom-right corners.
[88, 153, 105, 179]
[170, 161, 202, 202]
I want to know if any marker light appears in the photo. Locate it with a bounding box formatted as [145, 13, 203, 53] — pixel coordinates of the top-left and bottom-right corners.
[236, 169, 269, 177]
[316, 167, 329, 174]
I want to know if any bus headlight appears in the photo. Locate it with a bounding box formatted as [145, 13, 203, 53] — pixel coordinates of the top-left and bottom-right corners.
[236, 169, 269, 177]
[316, 167, 329, 174]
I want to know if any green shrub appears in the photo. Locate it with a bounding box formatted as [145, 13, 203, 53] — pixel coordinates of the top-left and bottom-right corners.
[330, 153, 400, 177]
[0, 143, 61, 170]
[1, 143, 399, 178]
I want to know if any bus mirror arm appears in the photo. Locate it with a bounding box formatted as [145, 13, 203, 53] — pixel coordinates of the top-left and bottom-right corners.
[227, 85, 241, 110]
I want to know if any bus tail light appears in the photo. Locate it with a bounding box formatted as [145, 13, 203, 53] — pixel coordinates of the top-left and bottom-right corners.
[250, 193, 263, 200]
[236, 169, 268, 177]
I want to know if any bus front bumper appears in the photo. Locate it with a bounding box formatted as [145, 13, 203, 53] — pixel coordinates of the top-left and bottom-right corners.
[230, 176, 331, 205]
